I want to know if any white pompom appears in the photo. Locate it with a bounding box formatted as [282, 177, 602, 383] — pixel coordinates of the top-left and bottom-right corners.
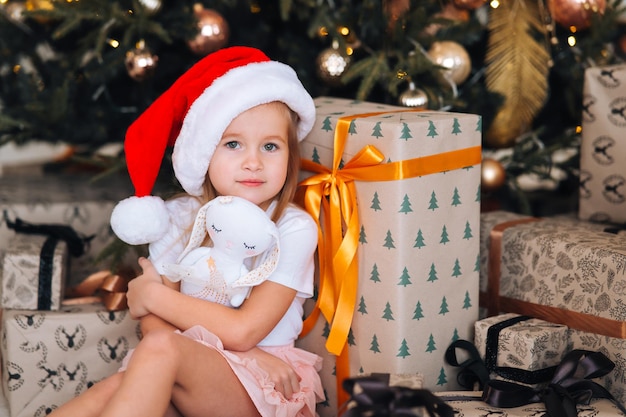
[110, 196, 170, 245]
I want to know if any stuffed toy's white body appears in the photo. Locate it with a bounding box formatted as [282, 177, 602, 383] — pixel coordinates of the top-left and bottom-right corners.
[162, 196, 279, 307]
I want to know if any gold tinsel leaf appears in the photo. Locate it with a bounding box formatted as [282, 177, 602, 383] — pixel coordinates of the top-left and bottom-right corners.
[485, 0, 551, 148]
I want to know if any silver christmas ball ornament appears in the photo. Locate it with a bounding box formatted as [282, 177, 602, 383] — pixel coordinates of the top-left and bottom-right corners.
[398, 82, 428, 109]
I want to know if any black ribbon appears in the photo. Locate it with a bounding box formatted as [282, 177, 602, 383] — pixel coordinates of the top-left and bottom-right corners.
[482, 349, 626, 417]
[444, 339, 490, 390]
[341, 374, 454, 417]
[38, 237, 59, 310]
[4, 213, 94, 257]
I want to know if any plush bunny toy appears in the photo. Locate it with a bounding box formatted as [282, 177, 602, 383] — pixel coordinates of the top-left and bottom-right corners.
[162, 196, 280, 307]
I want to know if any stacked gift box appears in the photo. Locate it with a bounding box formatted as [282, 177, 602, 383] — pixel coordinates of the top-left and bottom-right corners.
[0, 172, 141, 416]
[294, 97, 482, 417]
[478, 210, 626, 405]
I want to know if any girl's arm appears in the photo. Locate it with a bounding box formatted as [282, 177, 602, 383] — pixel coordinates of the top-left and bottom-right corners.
[128, 257, 296, 351]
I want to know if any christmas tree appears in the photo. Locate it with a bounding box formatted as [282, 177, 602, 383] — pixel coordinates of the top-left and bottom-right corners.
[1, 0, 625, 213]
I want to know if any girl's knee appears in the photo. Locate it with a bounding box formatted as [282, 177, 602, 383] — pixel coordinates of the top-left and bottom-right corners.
[135, 329, 180, 358]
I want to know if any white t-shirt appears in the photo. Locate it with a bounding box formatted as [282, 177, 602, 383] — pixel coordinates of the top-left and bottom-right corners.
[148, 196, 317, 347]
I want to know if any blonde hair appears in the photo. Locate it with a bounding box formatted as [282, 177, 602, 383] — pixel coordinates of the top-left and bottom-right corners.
[200, 101, 301, 223]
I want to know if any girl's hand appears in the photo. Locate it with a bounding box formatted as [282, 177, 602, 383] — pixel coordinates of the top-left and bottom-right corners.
[238, 348, 301, 399]
[126, 257, 164, 319]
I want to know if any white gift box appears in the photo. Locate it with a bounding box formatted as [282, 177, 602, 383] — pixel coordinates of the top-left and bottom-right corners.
[295, 97, 482, 416]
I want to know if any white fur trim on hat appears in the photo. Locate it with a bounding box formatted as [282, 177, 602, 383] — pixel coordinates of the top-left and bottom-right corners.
[172, 60, 315, 196]
[110, 196, 170, 245]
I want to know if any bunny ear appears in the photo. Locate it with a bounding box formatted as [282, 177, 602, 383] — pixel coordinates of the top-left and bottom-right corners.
[176, 201, 212, 263]
[232, 242, 280, 288]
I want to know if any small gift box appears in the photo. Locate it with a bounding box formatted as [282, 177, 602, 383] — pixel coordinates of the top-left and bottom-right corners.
[1, 303, 140, 417]
[342, 374, 454, 417]
[1, 234, 69, 311]
[474, 313, 571, 386]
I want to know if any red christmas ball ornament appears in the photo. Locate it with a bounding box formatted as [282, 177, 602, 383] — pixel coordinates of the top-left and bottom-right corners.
[547, 0, 606, 30]
[187, 4, 229, 56]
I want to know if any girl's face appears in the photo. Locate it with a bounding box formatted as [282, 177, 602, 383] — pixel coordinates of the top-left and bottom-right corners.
[208, 102, 291, 210]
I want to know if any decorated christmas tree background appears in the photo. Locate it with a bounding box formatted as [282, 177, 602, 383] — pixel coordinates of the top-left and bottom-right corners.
[1, 0, 625, 213]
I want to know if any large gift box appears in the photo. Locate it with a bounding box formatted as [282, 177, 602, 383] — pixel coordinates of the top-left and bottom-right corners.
[579, 63, 626, 224]
[0, 173, 134, 287]
[473, 313, 570, 387]
[1, 303, 140, 417]
[437, 392, 626, 416]
[479, 210, 626, 404]
[295, 97, 482, 416]
[1, 234, 69, 311]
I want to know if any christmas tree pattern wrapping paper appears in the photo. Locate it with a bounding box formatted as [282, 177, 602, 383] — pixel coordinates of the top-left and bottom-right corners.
[579, 63, 626, 224]
[0, 173, 133, 287]
[474, 313, 571, 388]
[479, 210, 626, 404]
[1, 303, 140, 417]
[436, 392, 626, 416]
[1, 234, 68, 311]
[295, 97, 482, 416]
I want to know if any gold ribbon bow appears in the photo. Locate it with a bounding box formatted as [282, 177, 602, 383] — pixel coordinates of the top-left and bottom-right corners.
[64, 270, 130, 311]
[298, 110, 481, 409]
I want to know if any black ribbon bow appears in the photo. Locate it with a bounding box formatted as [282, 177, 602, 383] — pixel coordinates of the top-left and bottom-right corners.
[4, 213, 94, 257]
[482, 349, 626, 417]
[444, 339, 491, 390]
[341, 374, 454, 417]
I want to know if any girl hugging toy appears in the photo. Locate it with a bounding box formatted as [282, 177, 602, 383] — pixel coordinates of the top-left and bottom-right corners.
[162, 195, 280, 307]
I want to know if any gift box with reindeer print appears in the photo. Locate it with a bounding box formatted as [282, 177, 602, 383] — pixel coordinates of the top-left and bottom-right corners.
[579, 63, 626, 224]
[0, 303, 140, 417]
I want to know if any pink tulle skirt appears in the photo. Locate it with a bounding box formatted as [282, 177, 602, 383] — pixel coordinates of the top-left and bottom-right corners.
[120, 325, 324, 417]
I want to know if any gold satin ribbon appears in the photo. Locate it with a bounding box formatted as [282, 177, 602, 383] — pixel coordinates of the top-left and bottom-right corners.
[64, 270, 129, 311]
[298, 109, 482, 410]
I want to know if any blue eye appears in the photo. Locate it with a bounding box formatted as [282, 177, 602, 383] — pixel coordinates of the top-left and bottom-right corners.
[263, 143, 278, 151]
[225, 141, 240, 149]
[243, 242, 256, 250]
[211, 224, 222, 233]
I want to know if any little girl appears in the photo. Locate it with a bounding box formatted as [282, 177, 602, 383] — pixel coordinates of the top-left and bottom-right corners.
[49, 46, 323, 417]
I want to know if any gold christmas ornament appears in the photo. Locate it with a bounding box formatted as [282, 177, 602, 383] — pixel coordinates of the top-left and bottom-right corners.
[316, 43, 351, 86]
[25, 0, 54, 24]
[398, 82, 428, 109]
[484, 0, 551, 148]
[187, 5, 229, 56]
[547, 0, 606, 29]
[481, 158, 506, 192]
[428, 41, 471, 85]
[138, 0, 162, 15]
[125, 41, 158, 82]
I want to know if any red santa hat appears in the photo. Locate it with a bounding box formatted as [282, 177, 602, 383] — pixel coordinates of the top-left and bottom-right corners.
[110, 46, 315, 245]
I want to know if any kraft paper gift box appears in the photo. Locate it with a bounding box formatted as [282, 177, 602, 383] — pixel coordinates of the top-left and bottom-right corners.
[579, 63, 626, 224]
[1, 303, 140, 417]
[0, 173, 133, 286]
[295, 97, 482, 416]
[0, 234, 69, 311]
[473, 313, 570, 387]
[436, 392, 626, 417]
[479, 210, 626, 404]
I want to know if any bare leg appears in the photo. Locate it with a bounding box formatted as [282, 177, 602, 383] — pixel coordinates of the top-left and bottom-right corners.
[48, 372, 124, 417]
[99, 329, 260, 417]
